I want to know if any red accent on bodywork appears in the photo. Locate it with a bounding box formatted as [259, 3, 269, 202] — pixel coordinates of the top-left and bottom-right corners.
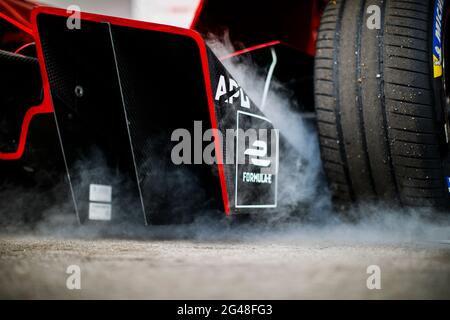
[190, 0, 326, 57]
[190, 0, 205, 29]
[0, 0, 38, 32]
[14, 41, 34, 54]
[0, 6, 51, 161]
[220, 40, 281, 60]
[0, 96, 52, 160]
[30, 7, 231, 215]
[307, 0, 323, 56]
[0, 11, 33, 34]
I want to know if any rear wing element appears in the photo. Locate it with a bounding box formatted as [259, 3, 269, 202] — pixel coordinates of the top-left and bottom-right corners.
[32, 7, 280, 224]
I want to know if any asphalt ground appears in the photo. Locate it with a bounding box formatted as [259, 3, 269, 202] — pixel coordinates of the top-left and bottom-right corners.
[1, 215, 450, 299]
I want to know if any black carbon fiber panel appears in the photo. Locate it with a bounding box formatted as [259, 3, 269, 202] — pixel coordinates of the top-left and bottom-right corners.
[109, 24, 223, 224]
[37, 15, 143, 224]
[36, 13, 223, 224]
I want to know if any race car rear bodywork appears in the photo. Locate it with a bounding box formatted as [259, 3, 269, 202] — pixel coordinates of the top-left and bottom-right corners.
[1, 2, 317, 224]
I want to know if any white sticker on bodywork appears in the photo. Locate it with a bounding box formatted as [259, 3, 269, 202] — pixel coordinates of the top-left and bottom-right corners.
[89, 184, 112, 203]
[88, 202, 112, 221]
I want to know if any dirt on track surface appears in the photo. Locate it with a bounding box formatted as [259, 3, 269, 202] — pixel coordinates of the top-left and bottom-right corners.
[1, 229, 450, 299]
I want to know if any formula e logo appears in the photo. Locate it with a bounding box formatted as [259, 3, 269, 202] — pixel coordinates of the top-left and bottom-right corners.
[244, 140, 271, 167]
[235, 111, 278, 208]
[215, 75, 251, 108]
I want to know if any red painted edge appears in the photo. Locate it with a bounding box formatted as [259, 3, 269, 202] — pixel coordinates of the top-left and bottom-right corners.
[0, 11, 51, 161]
[14, 42, 35, 54]
[29, 6, 231, 215]
[190, 0, 205, 29]
[220, 40, 282, 61]
[0, 96, 52, 160]
[0, 11, 33, 35]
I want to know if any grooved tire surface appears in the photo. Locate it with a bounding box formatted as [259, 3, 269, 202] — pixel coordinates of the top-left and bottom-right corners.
[314, 0, 448, 207]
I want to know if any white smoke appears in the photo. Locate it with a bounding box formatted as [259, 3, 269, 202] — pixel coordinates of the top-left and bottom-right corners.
[200, 32, 450, 243]
[207, 33, 332, 221]
[0, 33, 450, 247]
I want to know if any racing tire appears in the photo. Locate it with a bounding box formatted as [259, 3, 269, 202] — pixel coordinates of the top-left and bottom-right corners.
[314, 0, 450, 208]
